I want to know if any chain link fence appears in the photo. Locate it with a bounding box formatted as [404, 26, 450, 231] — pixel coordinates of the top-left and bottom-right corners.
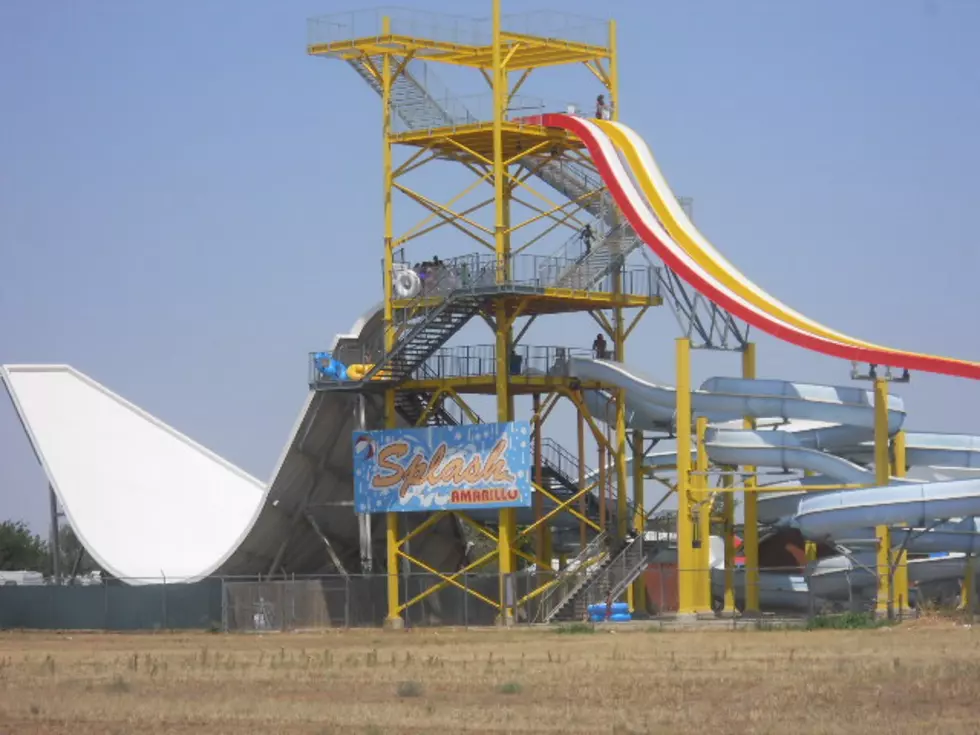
[0, 577, 223, 630]
[2, 564, 972, 631]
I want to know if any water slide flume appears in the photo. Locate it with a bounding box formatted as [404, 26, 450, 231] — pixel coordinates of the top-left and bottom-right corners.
[533, 113, 980, 380]
[569, 357, 980, 608]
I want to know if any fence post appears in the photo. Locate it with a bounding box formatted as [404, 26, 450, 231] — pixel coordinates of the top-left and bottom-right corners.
[278, 581, 285, 632]
[463, 573, 469, 627]
[806, 565, 814, 623]
[161, 574, 168, 630]
[221, 578, 228, 632]
[345, 576, 351, 629]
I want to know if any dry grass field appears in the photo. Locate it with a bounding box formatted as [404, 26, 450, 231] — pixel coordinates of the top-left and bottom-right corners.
[0, 619, 979, 734]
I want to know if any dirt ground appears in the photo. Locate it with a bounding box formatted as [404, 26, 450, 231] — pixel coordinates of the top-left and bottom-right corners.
[1, 620, 979, 734]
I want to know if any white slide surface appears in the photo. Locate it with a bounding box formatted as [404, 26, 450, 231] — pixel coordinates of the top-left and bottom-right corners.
[1, 365, 265, 582]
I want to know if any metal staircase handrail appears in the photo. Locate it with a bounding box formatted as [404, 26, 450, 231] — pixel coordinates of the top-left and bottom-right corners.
[536, 530, 611, 623]
[602, 536, 647, 602]
[365, 257, 498, 383]
[540, 437, 643, 534]
[365, 297, 463, 382]
[562, 535, 646, 622]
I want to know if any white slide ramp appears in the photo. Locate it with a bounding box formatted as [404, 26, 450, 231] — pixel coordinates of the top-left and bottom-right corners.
[2, 301, 468, 588]
[1, 365, 265, 583]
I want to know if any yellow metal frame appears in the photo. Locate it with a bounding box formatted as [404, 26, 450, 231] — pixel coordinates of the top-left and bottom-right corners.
[326, 1, 922, 626]
[330, 2, 660, 627]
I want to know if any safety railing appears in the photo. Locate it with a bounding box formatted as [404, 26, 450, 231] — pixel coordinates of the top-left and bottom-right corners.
[391, 93, 590, 134]
[544, 211, 615, 269]
[501, 10, 609, 48]
[572, 535, 646, 616]
[533, 530, 611, 623]
[542, 436, 643, 532]
[388, 252, 659, 304]
[413, 344, 591, 381]
[540, 437, 585, 481]
[308, 8, 491, 48]
[307, 8, 609, 51]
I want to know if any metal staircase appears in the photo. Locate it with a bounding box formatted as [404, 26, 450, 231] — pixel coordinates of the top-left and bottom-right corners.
[367, 294, 482, 383]
[556, 224, 634, 291]
[347, 55, 472, 132]
[394, 362, 473, 427]
[528, 154, 615, 225]
[394, 391, 458, 427]
[534, 531, 610, 622]
[540, 438, 639, 533]
[544, 533, 646, 623]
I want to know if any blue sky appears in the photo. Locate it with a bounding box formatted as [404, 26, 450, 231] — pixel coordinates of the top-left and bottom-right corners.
[2, 0, 979, 532]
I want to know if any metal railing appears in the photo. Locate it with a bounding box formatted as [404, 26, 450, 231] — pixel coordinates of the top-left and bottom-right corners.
[389, 252, 659, 303]
[308, 8, 609, 51]
[572, 535, 646, 617]
[308, 8, 491, 48]
[414, 344, 591, 381]
[534, 531, 611, 623]
[541, 437, 643, 534]
[391, 93, 590, 135]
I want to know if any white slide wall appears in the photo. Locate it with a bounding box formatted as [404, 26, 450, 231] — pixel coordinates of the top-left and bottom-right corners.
[1, 365, 265, 583]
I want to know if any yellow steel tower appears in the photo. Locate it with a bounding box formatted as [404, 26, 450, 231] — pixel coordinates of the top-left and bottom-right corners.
[308, 2, 659, 625]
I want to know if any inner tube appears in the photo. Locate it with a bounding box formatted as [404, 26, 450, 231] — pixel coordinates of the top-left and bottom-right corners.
[347, 363, 374, 381]
[393, 268, 421, 299]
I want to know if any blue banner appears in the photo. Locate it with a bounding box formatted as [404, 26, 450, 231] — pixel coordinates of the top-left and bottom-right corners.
[353, 421, 532, 513]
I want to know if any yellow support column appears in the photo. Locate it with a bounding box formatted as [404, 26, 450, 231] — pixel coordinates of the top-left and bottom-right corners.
[631, 429, 647, 613]
[543, 525, 553, 580]
[676, 338, 701, 615]
[892, 431, 910, 615]
[803, 470, 818, 564]
[694, 416, 712, 611]
[614, 322, 628, 542]
[607, 15, 628, 545]
[380, 16, 402, 631]
[608, 19, 618, 120]
[495, 314, 516, 626]
[805, 539, 818, 563]
[961, 556, 976, 614]
[741, 343, 760, 615]
[533, 394, 546, 571]
[578, 409, 587, 550]
[874, 378, 892, 617]
[722, 469, 736, 613]
[491, 0, 515, 626]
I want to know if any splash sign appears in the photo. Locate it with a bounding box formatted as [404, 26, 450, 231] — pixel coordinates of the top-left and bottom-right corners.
[352, 421, 532, 513]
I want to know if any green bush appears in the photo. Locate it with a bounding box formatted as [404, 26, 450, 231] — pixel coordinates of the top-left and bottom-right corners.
[806, 612, 893, 630]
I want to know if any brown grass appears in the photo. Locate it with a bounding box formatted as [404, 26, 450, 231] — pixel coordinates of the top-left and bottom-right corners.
[1, 620, 979, 734]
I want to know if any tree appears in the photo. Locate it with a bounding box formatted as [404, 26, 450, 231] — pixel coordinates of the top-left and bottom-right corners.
[0, 520, 49, 572]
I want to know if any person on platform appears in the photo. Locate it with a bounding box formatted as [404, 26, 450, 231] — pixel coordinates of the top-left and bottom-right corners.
[581, 223, 594, 255]
[595, 94, 611, 120]
[592, 333, 608, 360]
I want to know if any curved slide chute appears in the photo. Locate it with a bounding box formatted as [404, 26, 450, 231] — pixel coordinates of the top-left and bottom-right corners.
[536, 113, 980, 380]
[0, 364, 266, 583]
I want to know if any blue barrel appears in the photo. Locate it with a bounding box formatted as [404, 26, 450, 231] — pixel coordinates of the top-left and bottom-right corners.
[587, 602, 629, 616]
